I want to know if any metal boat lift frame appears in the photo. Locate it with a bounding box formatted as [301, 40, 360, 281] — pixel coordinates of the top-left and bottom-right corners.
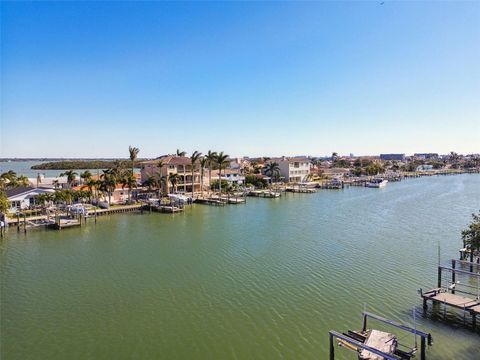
[329, 312, 433, 360]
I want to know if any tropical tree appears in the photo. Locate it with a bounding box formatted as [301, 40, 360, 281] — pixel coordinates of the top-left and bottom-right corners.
[156, 160, 166, 194]
[332, 152, 338, 161]
[190, 151, 202, 198]
[60, 170, 78, 188]
[265, 162, 280, 183]
[52, 179, 60, 189]
[100, 170, 117, 205]
[215, 152, 229, 193]
[16, 175, 30, 187]
[199, 157, 208, 197]
[142, 176, 157, 192]
[0, 190, 10, 214]
[160, 176, 169, 197]
[462, 211, 480, 264]
[121, 173, 137, 202]
[206, 150, 217, 188]
[169, 173, 180, 193]
[176, 149, 187, 157]
[1, 171, 18, 189]
[129, 145, 140, 175]
[85, 178, 99, 201]
[80, 170, 92, 185]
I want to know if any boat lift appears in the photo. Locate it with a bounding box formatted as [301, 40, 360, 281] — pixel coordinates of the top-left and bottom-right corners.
[329, 312, 433, 360]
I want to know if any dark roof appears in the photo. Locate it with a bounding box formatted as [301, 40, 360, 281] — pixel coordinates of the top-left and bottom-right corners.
[5, 186, 35, 198]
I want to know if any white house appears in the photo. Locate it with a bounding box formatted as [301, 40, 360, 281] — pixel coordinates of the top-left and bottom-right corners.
[271, 157, 311, 183]
[5, 187, 55, 213]
[211, 169, 245, 185]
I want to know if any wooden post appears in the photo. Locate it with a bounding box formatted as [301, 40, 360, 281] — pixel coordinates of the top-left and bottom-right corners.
[420, 336, 426, 360]
[473, 313, 477, 329]
[362, 313, 368, 332]
[23, 214, 27, 234]
[17, 213, 20, 232]
[329, 332, 335, 360]
[470, 250, 474, 272]
[451, 260, 456, 294]
[437, 266, 442, 288]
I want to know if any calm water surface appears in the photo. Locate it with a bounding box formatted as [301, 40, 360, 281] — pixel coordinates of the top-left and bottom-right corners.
[1, 175, 479, 359]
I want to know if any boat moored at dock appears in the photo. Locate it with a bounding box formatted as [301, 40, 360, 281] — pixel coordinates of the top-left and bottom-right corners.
[366, 178, 388, 188]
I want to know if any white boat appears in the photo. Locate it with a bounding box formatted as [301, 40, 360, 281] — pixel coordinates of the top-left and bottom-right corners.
[168, 194, 191, 204]
[366, 178, 388, 188]
[68, 204, 88, 215]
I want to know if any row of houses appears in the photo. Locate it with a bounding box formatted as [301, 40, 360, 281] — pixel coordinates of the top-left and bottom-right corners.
[139, 155, 312, 190]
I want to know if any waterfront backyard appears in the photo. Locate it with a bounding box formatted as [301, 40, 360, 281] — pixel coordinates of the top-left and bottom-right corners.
[1, 174, 479, 359]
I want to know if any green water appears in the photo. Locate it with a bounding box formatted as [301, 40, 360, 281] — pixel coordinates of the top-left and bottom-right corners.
[1, 175, 479, 359]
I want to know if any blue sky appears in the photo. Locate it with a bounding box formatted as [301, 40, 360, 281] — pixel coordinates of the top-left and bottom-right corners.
[1, 1, 479, 158]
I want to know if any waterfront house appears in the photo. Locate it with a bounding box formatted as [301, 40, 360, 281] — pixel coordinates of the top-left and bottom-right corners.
[140, 155, 203, 194]
[269, 157, 311, 183]
[211, 169, 245, 185]
[5, 186, 55, 213]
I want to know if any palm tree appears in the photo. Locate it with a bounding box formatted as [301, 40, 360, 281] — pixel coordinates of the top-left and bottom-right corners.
[169, 173, 180, 194]
[265, 162, 280, 184]
[142, 176, 157, 192]
[199, 157, 208, 197]
[80, 170, 92, 185]
[60, 170, 78, 188]
[16, 175, 30, 187]
[160, 176, 169, 197]
[100, 170, 116, 205]
[176, 149, 186, 157]
[215, 152, 229, 193]
[121, 173, 137, 202]
[206, 150, 217, 190]
[85, 178, 99, 202]
[129, 146, 140, 176]
[1, 170, 17, 188]
[157, 160, 166, 194]
[190, 151, 202, 198]
[462, 211, 480, 264]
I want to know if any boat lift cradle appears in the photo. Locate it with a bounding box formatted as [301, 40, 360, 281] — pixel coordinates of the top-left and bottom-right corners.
[329, 312, 433, 360]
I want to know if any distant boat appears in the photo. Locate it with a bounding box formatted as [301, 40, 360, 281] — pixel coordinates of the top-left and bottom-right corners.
[366, 178, 388, 188]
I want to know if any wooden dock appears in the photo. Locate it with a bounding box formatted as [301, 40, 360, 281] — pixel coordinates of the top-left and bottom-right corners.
[49, 218, 81, 230]
[420, 264, 480, 328]
[194, 198, 226, 206]
[247, 190, 281, 198]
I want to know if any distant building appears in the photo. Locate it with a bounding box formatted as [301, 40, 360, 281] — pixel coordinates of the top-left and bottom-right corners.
[414, 153, 439, 160]
[380, 154, 405, 161]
